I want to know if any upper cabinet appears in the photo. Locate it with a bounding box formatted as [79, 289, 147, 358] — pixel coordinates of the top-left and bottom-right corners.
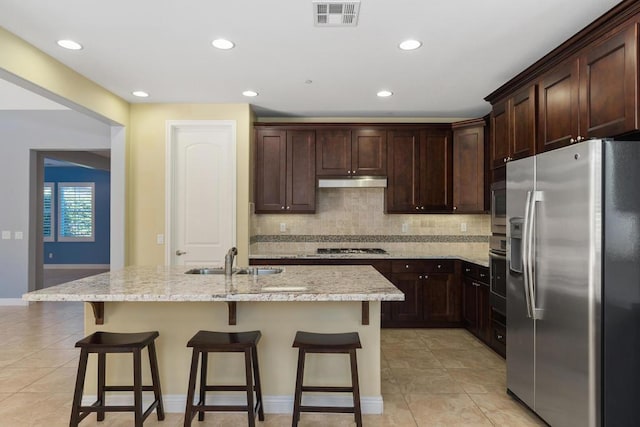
[255, 128, 316, 213]
[316, 128, 386, 177]
[386, 128, 452, 213]
[487, 4, 640, 158]
[579, 23, 638, 139]
[539, 24, 638, 152]
[490, 85, 536, 169]
[453, 119, 486, 213]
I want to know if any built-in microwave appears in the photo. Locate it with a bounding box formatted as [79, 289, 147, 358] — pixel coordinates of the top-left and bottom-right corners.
[491, 181, 506, 235]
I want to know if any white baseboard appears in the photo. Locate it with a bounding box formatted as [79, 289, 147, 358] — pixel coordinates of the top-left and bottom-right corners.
[44, 264, 110, 269]
[82, 393, 384, 414]
[0, 298, 29, 306]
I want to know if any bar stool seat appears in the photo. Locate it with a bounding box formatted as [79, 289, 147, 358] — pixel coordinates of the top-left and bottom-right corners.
[184, 330, 264, 427]
[291, 331, 362, 427]
[70, 331, 165, 427]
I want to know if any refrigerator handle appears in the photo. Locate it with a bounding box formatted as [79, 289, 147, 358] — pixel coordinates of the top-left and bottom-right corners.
[528, 191, 544, 319]
[522, 190, 534, 318]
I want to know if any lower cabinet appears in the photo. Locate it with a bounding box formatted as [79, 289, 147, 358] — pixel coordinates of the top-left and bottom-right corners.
[251, 257, 463, 328]
[461, 261, 504, 357]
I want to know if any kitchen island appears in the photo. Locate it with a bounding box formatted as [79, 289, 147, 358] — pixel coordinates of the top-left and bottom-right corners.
[23, 265, 403, 414]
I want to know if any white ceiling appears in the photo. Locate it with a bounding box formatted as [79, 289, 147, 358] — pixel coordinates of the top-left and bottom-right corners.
[0, 0, 622, 117]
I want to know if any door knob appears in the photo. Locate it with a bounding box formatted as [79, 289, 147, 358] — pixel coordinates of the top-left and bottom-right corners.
[176, 250, 187, 256]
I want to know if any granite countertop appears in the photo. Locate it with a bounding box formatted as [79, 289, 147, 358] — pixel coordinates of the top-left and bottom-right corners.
[249, 250, 490, 268]
[22, 265, 404, 303]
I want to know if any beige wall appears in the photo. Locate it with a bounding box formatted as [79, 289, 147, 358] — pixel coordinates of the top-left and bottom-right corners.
[129, 104, 253, 265]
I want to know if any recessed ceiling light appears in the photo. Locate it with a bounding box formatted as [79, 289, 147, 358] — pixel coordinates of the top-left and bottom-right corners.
[212, 38, 235, 50]
[377, 90, 393, 98]
[57, 39, 83, 50]
[132, 91, 149, 98]
[242, 90, 258, 97]
[399, 39, 422, 51]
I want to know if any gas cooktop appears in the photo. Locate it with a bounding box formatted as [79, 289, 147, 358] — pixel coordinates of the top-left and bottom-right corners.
[317, 248, 388, 255]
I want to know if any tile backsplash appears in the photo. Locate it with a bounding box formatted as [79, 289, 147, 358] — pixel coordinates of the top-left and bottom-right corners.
[250, 188, 490, 255]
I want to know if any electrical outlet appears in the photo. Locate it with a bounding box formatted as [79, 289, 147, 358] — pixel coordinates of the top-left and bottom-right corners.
[460, 223, 468, 232]
[156, 234, 165, 245]
[402, 223, 409, 233]
[1, 231, 10, 240]
[14, 231, 23, 240]
[280, 223, 287, 232]
[48, 253, 53, 259]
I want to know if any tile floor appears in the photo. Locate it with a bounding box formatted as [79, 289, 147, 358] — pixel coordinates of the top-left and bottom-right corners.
[0, 302, 544, 426]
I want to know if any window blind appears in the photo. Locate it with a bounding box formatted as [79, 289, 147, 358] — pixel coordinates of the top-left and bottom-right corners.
[58, 183, 95, 242]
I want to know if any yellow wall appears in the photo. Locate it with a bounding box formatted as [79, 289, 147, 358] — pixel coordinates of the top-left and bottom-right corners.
[0, 27, 129, 126]
[129, 104, 253, 265]
[85, 301, 382, 400]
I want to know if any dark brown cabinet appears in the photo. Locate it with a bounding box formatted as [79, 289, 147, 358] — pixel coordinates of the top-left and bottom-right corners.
[462, 262, 495, 352]
[386, 129, 452, 213]
[490, 85, 536, 169]
[384, 259, 460, 327]
[252, 257, 462, 328]
[488, 6, 640, 159]
[255, 128, 316, 213]
[423, 273, 460, 323]
[538, 59, 580, 153]
[316, 128, 386, 177]
[579, 23, 638, 139]
[452, 119, 485, 213]
[539, 24, 639, 153]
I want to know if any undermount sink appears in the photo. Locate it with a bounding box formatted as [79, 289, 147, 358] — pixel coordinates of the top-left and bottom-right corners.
[235, 267, 283, 275]
[185, 267, 283, 275]
[185, 267, 225, 275]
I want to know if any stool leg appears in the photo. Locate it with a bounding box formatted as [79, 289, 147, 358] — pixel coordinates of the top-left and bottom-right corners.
[147, 341, 165, 420]
[349, 349, 362, 427]
[244, 349, 256, 427]
[133, 349, 143, 427]
[97, 352, 106, 421]
[184, 349, 200, 427]
[198, 351, 208, 421]
[69, 348, 89, 427]
[291, 348, 306, 427]
[251, 346, 265, 421]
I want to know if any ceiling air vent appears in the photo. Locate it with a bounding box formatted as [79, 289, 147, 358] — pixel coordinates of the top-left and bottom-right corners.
[313, 1, 360, 27]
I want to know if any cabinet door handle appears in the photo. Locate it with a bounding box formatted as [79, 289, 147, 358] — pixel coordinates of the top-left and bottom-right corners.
[420, 206, 425, 210]
[415, 206, 420, 210]
[453, 206, 457, 211]
[570, 137, 576, 143]
[286, 206, 291, 210]
[424, 275, 428, 279]
[419, 275, 423, 279]
[503, 157, 508, 163]
[465, 268, 471, 273]
[405, 264, 410, 269]
[479, 273, 486, 278]
[281, 206, 285, 210]
[437, 264, 442, 269]
[175, 250, 187, 256]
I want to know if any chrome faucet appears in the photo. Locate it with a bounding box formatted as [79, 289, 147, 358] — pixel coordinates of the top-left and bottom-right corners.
[224, 247, 238, 276]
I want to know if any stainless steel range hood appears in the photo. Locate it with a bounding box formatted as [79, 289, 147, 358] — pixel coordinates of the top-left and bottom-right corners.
[318, 176, 387, 188]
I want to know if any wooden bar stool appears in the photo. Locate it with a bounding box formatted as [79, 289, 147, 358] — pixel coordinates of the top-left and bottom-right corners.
[184, 330, 264, 427]
[291, 331, 362, 427]
[69, 331, 165, 427]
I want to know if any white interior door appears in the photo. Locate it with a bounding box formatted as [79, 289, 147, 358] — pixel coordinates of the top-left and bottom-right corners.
[167, 121, 236, 266]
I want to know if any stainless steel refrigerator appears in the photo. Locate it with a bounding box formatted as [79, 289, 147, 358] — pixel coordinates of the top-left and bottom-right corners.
[506, 139, 640, 427]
